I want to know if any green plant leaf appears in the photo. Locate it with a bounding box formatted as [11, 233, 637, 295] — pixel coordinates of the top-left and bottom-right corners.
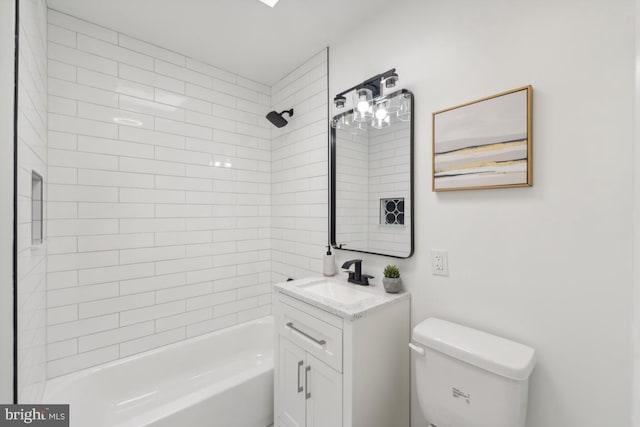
[383, 264, 400, 278]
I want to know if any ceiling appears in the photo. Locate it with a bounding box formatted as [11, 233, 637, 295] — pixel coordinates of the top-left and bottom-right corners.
[46, 0, 392, 85]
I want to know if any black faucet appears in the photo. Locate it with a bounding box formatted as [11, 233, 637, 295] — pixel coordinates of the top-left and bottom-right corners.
[341, 259, 374, 286]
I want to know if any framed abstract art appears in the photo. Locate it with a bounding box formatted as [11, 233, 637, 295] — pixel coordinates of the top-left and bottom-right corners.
[432, 86, 532, 191]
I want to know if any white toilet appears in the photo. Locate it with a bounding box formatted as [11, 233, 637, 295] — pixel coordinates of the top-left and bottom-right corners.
[409, 318, 536, 427]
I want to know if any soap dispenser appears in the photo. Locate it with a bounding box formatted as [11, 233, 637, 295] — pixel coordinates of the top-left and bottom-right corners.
[323, 245, 335, 277]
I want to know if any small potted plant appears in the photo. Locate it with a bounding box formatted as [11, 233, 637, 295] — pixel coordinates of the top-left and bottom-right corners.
[382, 265, 402, 293]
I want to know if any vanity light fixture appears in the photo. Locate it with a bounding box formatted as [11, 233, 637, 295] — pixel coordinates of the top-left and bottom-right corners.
[384, 72, 398, 88]
[332, 68, 402, 130]
[372, 100, 391, 129]
[371, 114, 391, 129]
[374, 100, 389, 120]
[355, 88, 373, 113]
[398, 92, 412, 122]
[333, 113, 354, 130]
[258, 0, 280, 7]
[353, 88, 373, 123]
[332, 68, 398, 110]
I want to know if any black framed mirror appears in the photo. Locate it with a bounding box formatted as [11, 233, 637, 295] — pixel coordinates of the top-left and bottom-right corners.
[330, 89, 414, 258]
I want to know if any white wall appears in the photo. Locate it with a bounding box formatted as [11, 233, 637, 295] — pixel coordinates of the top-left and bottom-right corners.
[270, 49, 329, 282]
[17, 0, 48, 403]
[0, 0, 16, 404]
[45, 10, 272, 378]
[329, 0, 634, 426]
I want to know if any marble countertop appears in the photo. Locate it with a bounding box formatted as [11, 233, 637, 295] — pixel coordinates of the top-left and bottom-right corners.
[274, 276, 410, 321]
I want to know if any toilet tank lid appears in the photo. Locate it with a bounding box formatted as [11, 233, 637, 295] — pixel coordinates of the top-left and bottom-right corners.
[412, 318, 536, 381]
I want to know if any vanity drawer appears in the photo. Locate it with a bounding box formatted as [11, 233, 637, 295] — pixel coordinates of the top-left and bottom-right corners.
[278, 300, 343, 372]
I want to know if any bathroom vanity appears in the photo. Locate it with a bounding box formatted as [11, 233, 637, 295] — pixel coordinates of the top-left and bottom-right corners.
[273, 277, 410, 427]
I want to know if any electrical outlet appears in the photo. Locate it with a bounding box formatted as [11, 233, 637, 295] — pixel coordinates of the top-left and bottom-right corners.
[431, 250, 449, 276]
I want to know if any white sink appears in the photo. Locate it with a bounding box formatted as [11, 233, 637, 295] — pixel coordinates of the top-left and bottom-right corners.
[298, 280, 375, 307]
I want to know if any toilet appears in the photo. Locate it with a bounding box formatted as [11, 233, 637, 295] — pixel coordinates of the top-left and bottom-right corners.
[409, 318, 536, 427]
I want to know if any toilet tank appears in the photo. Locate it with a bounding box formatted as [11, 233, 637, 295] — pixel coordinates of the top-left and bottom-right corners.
[411, 318, 536, 427]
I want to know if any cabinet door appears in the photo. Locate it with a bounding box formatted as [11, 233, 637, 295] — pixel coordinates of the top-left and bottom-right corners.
[305, 354, 343, 427]
[278, 336, 307, 427]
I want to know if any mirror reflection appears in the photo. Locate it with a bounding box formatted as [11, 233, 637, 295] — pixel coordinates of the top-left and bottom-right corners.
[331, 90, 414, 258]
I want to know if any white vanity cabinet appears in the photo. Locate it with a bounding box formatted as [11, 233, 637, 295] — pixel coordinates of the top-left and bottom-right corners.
[278, 336, 342, 427]
[274, 279, 410, 427]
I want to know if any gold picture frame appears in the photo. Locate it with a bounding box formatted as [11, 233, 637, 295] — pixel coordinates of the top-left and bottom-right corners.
[432, 85, 532, 192]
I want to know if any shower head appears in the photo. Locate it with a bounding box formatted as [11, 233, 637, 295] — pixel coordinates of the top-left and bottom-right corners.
[266, 108, 294, 128]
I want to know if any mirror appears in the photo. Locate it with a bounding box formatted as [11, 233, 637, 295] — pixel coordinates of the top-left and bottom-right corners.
[330, 89, 414, 258]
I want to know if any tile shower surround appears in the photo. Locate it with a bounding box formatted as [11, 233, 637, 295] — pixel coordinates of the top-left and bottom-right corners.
[18, 0, 48, 400]
[46, 10, 269, 377]
[270, 51, 329, 282]
[45, 10, 328, 378]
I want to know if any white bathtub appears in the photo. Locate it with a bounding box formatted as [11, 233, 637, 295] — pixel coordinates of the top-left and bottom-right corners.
[43, 316, 274, 427]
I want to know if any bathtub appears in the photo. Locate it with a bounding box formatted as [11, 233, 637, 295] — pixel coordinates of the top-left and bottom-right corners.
[43, 316, 274, 427]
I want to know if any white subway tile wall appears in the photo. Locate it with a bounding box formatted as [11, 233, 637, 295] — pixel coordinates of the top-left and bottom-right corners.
[46, 10, 276, 378]
[367, 120, 411, 256]
[271, 50, 329, 281]
[18, 0, 48, 402]
[334, 130, 369, 249]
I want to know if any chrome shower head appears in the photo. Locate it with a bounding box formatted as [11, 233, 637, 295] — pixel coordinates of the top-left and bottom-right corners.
[266, 108, 294, 128]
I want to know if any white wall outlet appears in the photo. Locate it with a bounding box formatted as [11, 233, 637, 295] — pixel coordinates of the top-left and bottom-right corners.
[431, 250, 449, 276]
